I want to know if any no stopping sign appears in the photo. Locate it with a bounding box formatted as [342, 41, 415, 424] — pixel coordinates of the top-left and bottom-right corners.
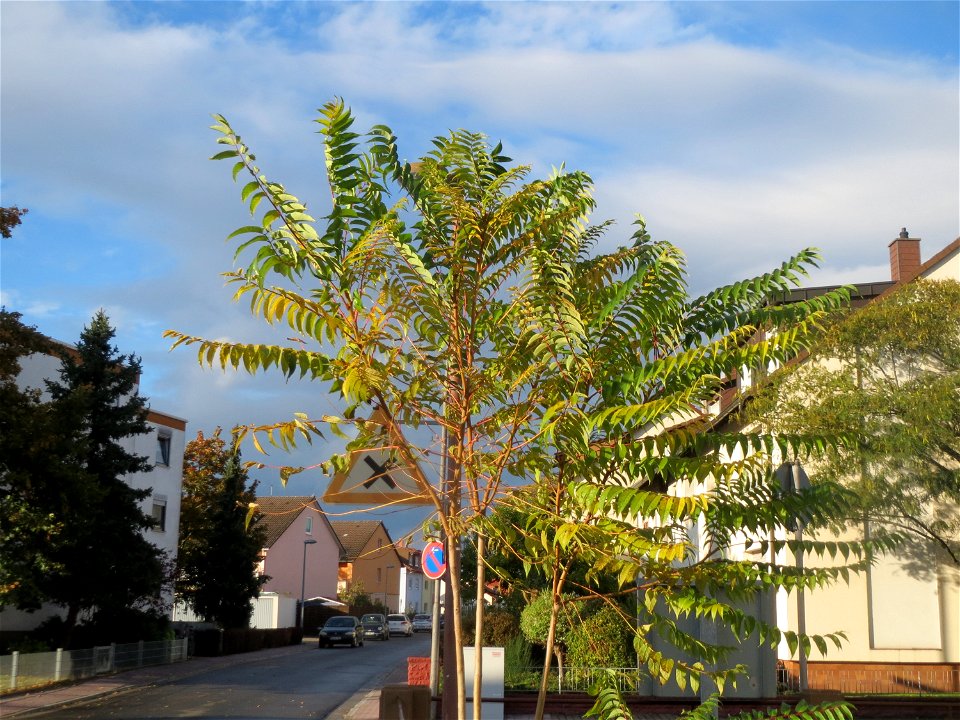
[422, 540, 446, 580]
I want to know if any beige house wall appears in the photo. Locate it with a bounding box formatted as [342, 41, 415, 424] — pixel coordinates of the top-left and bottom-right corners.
[776, 522, 959, 665]
[342, 525, 403, 612]
[769, 239, 960, 669]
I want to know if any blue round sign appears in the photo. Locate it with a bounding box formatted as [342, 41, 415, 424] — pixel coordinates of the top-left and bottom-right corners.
[422, 540, 446, 580]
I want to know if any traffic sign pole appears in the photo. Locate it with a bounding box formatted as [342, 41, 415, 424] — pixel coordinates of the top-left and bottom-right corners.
[423, 538, 446, 716]
[429, 571, 441, 712]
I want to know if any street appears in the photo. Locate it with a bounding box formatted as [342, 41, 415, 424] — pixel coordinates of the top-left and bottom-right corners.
[23, 634, 430, 719]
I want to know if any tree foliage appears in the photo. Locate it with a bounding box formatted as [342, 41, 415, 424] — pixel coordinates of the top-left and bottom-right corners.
[169, 99, 866, 719]
[177, 429, 267, 628]
[0, 309, 76, 610]
[0, 206, 27, 239]
[751, 278, 960, 565]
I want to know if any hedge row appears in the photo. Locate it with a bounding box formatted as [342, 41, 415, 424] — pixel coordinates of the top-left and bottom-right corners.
[193, 627, 303, 656]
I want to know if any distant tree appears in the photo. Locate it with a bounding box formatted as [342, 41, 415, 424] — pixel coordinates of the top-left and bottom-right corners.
[340, 579, 372, 609]
[0, 206, 27, 238]
[0, 310, 81, 610]
[177, 429, 267, 628]
[41, 311, 166, 643]
[752, 279, 960, 565]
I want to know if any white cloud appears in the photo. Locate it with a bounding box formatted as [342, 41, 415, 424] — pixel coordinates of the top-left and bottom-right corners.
[1, 1, 956, 534]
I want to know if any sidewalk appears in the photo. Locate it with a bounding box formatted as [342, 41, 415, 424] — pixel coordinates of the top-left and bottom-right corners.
[0, 641, 396, 719]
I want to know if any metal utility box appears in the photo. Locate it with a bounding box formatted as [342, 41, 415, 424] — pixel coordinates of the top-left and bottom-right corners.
[463, 646, 505, 720]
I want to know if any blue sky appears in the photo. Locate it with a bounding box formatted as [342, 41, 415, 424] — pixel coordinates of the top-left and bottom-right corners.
[2, 1, 958, 540]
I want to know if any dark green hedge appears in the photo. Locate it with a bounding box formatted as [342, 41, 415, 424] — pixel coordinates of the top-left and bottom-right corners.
[193, 627, 303, 656]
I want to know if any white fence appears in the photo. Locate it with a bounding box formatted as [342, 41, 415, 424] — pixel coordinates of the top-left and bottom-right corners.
[0, 638, 188, 694]
[508, 666, 640, 694]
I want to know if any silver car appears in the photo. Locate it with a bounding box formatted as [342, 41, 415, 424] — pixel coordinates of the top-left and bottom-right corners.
[387, 613, 413, 636]
[412, 614, 432, 632]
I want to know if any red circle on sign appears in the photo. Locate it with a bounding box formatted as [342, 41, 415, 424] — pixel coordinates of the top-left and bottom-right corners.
[422, 540, 446, 580]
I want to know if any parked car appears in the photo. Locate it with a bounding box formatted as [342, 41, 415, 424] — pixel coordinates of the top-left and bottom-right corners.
[412, 614, 432, 633]
[318, 616, 363, 648]
[387, 613, 413, 636]
[360, 613, 389, 641]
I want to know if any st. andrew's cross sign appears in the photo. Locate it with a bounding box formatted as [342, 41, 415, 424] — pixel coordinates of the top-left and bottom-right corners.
[322, 407, 433, 506]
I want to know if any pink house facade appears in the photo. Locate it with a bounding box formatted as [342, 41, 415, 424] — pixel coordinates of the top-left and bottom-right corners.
[254, 496, 342, 603]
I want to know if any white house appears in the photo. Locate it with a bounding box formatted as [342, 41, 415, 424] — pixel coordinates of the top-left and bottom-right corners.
[396, 543, 426, 615]
[1, 333, 187, 631]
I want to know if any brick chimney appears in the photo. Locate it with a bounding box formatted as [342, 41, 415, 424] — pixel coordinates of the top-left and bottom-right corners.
[888, 228, 921, 283]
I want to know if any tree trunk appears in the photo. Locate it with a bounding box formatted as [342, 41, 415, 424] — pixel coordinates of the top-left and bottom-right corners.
[447, 529, 467, 720]
[533, 583, 560, 720]
[63, 605, 80, 649]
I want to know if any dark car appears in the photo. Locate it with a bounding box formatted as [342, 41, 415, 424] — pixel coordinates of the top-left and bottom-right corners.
[360, 613, 389, 641]
[318, 615, 363, 648]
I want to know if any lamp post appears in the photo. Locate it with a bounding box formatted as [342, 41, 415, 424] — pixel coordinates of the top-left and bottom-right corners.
[301, 538, 317, 631]
[791, 461, 809, 694]
[777, 460, 810, 694]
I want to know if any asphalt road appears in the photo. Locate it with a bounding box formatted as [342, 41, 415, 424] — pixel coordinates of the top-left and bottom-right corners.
[24, 634, 431, 720]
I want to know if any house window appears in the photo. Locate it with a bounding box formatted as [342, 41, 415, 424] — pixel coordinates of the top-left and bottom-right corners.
[151, 496, 167, 532]
[156, 432, 172, 466]
[377, 568, 382, 584]
[377, 538, 383, 549]
[305, 516, 313, 534]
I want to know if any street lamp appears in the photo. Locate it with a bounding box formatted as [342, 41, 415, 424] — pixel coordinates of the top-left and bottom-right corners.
[301, 539, 317, 631]
[776, 460, 810, 693]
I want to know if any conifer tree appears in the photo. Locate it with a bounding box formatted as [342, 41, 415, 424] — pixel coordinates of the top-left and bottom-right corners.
[43, 311, 166, 641]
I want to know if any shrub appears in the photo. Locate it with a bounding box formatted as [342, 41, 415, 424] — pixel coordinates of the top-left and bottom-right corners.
[482, 608, 520, 647]
[461, 608, 520, 647]
[519, 593, 576, 650]
[30, 608, 170, 649]
[504, 633, 533, 673]
[565, 603, 634, 668]
[2, 634, 51, 653]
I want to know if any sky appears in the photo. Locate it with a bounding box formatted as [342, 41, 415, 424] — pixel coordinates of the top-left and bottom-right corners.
[2, 1, 958, 541]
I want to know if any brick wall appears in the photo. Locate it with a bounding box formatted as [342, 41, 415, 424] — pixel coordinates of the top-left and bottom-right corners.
[781, 660, 960, 694]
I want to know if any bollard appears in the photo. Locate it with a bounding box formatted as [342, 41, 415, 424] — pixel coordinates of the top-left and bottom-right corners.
[54, 648, 63, 682]
[407, 657, 431, 686]
[11, 650, 19, 690]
